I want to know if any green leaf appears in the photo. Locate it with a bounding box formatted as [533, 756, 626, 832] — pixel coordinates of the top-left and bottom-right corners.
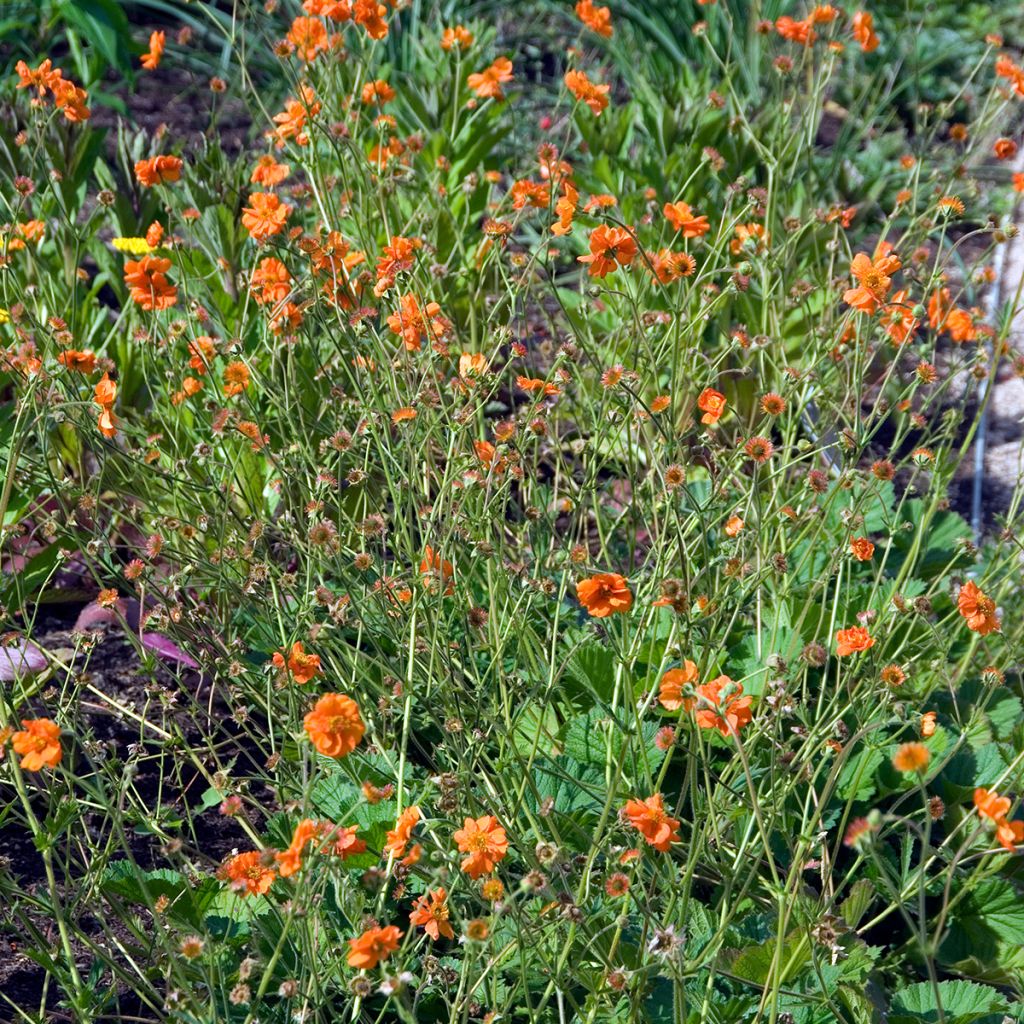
[890, 980, 1008, 1024]
[838, 879, 875, 928]
[938, 879, 1024, 966]
[726, 931, 809, 985]
[58, 0, 134, 79]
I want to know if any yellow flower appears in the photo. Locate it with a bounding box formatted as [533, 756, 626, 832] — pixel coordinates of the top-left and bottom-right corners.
[111, 236, 155, 255]
[0, 308, 9, 323]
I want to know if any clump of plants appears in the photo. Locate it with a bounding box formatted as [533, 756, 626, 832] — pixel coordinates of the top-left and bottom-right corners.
[3, 2, 1024, 1022]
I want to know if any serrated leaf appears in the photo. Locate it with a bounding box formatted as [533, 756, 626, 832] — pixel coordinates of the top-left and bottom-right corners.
[890, 980, 1008, 1024]
[938, 879, 1024, 966]
[839, 879, 875, 928]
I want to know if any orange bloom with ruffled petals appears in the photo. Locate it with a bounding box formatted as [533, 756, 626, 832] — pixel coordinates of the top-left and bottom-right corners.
[697, 387, 726, 425]
[124, 255, 177, 310]
[242, 192, 291, 240]
[272, 641, 321, 684]
[11, 719, 62, 771]
[410, 887, 454, 940]
[348, 925, 402, 969]
[453, 815, 508, 878]
[852, 12, 879, 52]
[576, 0, 613, 36]
[844, 251, 900, 314]
[304, 693, 365, 758]
[384, 805, 421, 858]
[622, 793, 680, 852]
[694, 676, 753, 737]
[663, 201, 710, 238]
[578, 225, 636, 277]
[353, 0, 388, 39]
[564, 69, 610, 115]
[577, 573, 632, 617]
[659, 660, 698, 711]
[468, 57, 513, 100]
[218, 851, 276, 896]
[135, 155, 182, 187]
[140, 30, 165, 71]
[836, 626, 874, 656]
[958, 581, 999, 635]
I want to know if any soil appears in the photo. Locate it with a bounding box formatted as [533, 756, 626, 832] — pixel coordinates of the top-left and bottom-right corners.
[0, 607, 263, 1021]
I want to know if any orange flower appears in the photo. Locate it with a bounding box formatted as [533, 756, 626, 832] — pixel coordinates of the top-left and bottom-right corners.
[124, 255, 177, 311]
[974, 787, 1012, 822]
[242, 192, 291, 240]
[730, 221, 767, 255]
[353, 0, 389, 39]
[11, 719, 62, 770]
[694, 676, 752, 737]
[659, 660, 698, 711]
[622, 794, 680, 852]
[52, 77, 90, 122]
[453, 815, 508, 878]
[409, 887, 454, 940]
[663, 201, 710, 238]
[272, 641, 321, 684]
[850, 537, 874, 561]
[218, 851, 276, 896]
[516, 375, 561, 396]
[134, 155, 183, 187]
[851, 12, 879, 52]
[384, 805, 421, 858]
[725, 515, 744, 537]
[93, 372, 117, 439]
[375, 235, 421, 292]
[577, 573, 632, 617]
[441, 25, 474, 51]
[140, 30, 165, 70]
[251, 155, 290, 186]
[474, 440, 506, 474]
[276, 818, 322, 877]
[835, 626, 874, 656]
[578, 225, 636, 277]
[251, 257, 292, 304]
[386, 293, 451, 350]
[510, 179, 550, 209]
[697, 387, 726, 425]
[647, 249, 696, 284]
[361, 79, 395, 105]
[467, 57, 513, 100]
[15, 58, 61, 97]
[564, 69, 610, 115]
[223, 361, 251, 396]
[920, 711, 937, 738]
[270, 86, 321, 147]
[347, 925, 402, 969]
[304, 693, 365, 758]
[776, 15, 815, 45]
[958, 581, 999, 635]
[391, 406, 417, 424]
[58, 349, 96, 373]
[883, 290, 918, 346]
[327, 823, 367, 860]
[994, 138, 1018, 160]
[891, 742, 930, 773]
[995, 818, 1024, 851]
[287, 16, 329, 60]
[843, 251, 900, 314]
[576, 0, 612, 36]
[420, 544, 455, 595]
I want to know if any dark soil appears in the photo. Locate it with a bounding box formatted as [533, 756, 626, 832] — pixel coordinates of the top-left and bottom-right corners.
[0, 605, 266, 1022]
